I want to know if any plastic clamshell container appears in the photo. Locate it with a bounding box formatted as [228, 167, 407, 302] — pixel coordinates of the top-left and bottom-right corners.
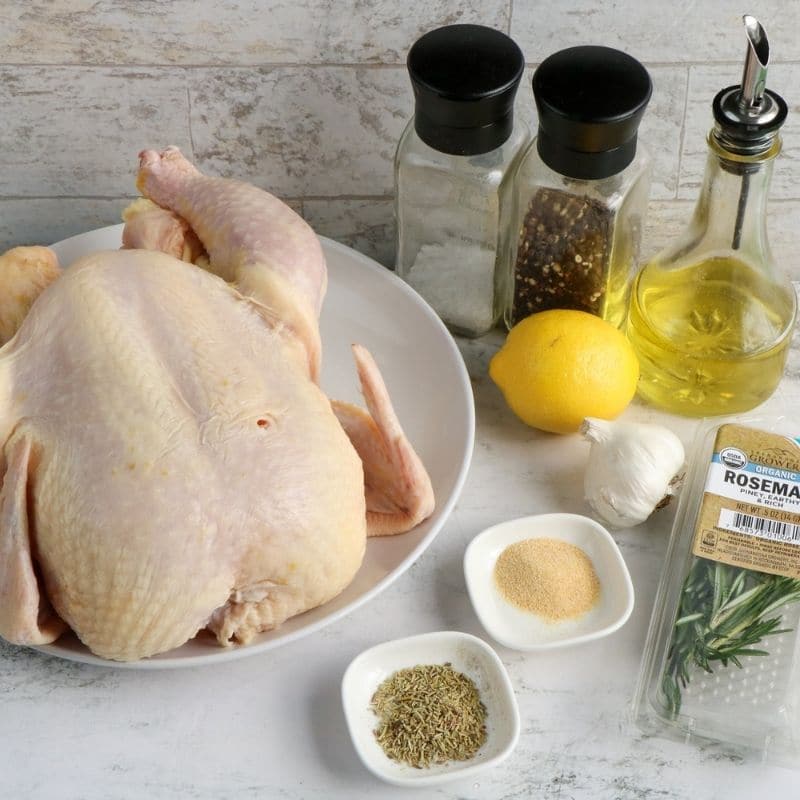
[633, 410, 800, 766]
[341, 631, 519, 787]
[463, 513, 634, 651]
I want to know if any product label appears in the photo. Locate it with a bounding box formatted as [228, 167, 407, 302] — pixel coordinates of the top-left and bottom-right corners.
[691, 424, 800, 578]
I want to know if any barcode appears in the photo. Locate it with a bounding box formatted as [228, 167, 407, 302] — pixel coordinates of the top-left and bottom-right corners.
[718, 508, 800, 543]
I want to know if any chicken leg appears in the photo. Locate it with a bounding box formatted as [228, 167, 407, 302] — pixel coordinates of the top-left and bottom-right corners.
[135, 147, 325, 381]
[0, 435, 67, 644]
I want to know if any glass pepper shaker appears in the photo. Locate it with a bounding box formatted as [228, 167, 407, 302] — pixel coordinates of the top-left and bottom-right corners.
[395, 24, 529, 338]
[627, 15, 797, 416]
[502, 46, 652, 330]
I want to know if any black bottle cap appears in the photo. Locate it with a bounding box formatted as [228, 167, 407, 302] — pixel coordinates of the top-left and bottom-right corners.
[533, 46, 652, 180]
[407, 24, 525, 156]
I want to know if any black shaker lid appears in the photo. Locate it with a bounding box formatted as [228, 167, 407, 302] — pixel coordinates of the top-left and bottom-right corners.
[407, 24, 525, 156]
[533, 46, 652, 179]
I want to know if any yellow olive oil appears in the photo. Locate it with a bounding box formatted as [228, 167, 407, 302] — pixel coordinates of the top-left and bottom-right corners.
[626, 255, 796, 416]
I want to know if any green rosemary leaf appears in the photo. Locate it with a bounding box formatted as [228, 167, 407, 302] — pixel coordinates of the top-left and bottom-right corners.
[710, 585, 763, 627]
[662, 673, 682, 715]
[712, 562, 725, 617]
[762, 592, 800, 617]
[675, 612, 704, 626]
[725, 569, 746, 604]
[726, 648, 770, 657]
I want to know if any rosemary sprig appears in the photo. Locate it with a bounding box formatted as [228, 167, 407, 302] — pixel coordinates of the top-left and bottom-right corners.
[662, 558, 800, 716]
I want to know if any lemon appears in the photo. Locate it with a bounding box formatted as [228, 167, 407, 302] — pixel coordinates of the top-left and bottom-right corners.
[489, 309, 639, 434]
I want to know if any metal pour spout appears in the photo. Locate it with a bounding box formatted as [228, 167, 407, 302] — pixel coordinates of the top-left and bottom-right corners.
[711, 13, 785, 156]
[706, 14, 787, 249]
[738, 15, 769, 113]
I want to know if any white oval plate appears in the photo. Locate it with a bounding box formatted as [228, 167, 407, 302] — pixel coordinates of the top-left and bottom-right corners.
[31, 225, 474, 668]
[341, 631, 519, 787]
[464, 513, 634, 651]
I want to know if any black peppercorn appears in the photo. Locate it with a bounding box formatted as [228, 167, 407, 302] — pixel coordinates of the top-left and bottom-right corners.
[510, 188, 612, 323]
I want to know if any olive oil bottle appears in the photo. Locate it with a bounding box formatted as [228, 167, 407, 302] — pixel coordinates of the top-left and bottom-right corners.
[627, 16, 797, 416]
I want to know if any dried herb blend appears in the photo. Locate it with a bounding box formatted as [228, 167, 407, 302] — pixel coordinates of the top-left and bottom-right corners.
[494, 537, 601, 621]
[370, 663, 487, 768]
[510, 187, 612, 325]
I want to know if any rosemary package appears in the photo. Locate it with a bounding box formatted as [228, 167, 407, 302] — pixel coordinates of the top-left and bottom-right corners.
[635, 419, 800, 760]
[662, 558, 800, 715]
[370, 663, 487, 768]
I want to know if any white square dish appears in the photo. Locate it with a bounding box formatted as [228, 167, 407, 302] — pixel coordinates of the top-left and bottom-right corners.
[464, 513, 634, 651]
[341, 630, 519, 787]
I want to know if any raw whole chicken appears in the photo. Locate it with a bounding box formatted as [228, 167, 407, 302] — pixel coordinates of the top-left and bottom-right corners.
[0, 148, 434, 661]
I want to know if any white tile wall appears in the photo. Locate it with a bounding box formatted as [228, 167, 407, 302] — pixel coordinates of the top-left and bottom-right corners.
[0, 1, 510, 64]
[187, 67, 409, 195]
[511, 1, 800, 64]
[0, 67, 192, 196]
[1, 1, 798, 276]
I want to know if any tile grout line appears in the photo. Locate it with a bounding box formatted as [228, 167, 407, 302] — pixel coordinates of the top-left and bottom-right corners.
[2, 59, 800, 69]
[507, 0, 514, 36]
[291, 194, 393, 202]
[0, 61, 404, 69]
[6, 196, 800, 204]
[0, 194, 397, 202]
[186, 81, 197, 164]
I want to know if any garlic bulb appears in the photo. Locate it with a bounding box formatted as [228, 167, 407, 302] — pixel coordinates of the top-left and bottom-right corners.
[580, 417, 685, 529]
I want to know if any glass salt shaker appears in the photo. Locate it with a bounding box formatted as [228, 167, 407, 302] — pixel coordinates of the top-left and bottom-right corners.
[502, 46, 652, 330]
[395, 24, 529, 338]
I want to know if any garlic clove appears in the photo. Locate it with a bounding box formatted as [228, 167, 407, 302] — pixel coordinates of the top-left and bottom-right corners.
[581, 417, 686, 529]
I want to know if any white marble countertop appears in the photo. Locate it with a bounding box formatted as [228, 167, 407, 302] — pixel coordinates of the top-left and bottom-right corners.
[3, 312, 800, 799]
